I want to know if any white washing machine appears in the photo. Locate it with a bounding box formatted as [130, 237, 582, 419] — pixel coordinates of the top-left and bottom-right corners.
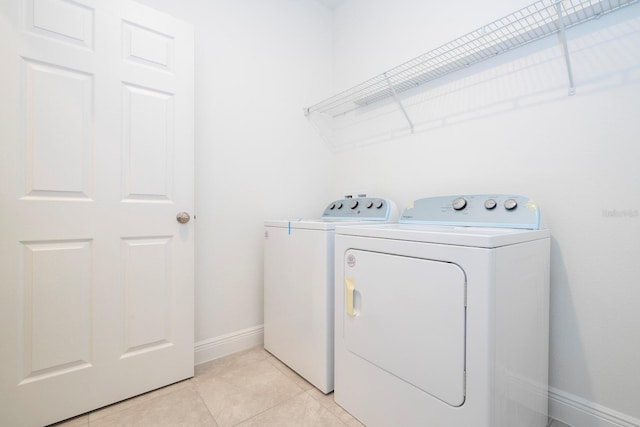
[334, 194, 550, 426]
[264, 196, 398, 393]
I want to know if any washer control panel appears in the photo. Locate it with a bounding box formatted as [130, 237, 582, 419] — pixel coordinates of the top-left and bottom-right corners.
[322, 197, 394, 220]
[400, 194, 541, 229]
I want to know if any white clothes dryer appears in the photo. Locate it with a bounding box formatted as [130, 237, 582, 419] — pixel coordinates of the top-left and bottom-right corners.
[334, 194, 550, 426]
[264, 196, 398, 393]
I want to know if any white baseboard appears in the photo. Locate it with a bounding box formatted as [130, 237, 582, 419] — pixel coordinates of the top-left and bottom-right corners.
[194, 325, 264, 366]
[549, 387, 640, 427]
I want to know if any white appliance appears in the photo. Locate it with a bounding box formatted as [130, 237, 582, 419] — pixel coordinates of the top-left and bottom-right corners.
[334, 194, 550, 426]
[264, 196, 398, 393]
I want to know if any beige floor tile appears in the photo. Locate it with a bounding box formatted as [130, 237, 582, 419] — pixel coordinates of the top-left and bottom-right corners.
[194, 346, 271, 381]
[266, 354, 316, 392]
[195, 359, 304, 427]
[305, 389, 364, 426]
[48, 414, 89, 426]
[89, 379, 194, 422]
[237, 392, 345, 427]
[343, 416, 365, 427]
[305, 387, 338, 408]
[90, 387, 217, 427]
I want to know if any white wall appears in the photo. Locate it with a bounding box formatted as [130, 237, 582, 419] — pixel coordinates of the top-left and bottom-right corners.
[127, 1, 640, 425]
[329, 1, 640, 426]
[133, 0, 334, 359]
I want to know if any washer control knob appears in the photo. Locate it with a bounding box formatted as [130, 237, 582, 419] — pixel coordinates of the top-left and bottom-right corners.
[336, 202, 343, 209]
[504, 199, 518, 211]
[452, 197, 467, 211]
[374, 200, 384, 209]
[350, 200, 359, 209]
[366, 200, 374, 209]
[329, 203, 336, 210]
[484, 199, 497, 210]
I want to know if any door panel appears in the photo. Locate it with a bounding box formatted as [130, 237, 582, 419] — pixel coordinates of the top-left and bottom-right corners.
[20, 240, 93, 382]
[121, 236, 173, 356]
[123, 21, 174, 70]
[122, 83, 174, 201]
[0, 1, 194, 425]
[343, 249, 467, 407]
[23, 59, 93, 199]
[28, 0, 95, 49]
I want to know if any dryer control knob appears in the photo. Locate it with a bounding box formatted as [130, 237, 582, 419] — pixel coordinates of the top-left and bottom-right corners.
[336, 202, 343, 209]
[452, 197, 467, 211]
[374, 200, 384, 209]
[329, 203, 336, 210]
[350, 200, 359, 209]
[484, 199, 497, 210]
[366, 200, 374, 209]
[504, 199, 518, 210]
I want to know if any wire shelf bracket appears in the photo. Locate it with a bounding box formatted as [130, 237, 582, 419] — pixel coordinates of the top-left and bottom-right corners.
[384, 72, 415, 132]
[304, 0, 638, 123]
[556, 2, 577, 95]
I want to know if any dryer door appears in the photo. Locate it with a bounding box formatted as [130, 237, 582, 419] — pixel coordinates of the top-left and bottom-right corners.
[342, 250, 466, 407]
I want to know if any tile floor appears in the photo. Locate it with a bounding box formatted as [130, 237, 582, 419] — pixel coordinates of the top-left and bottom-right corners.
[51, 345, 572, 427]
[51, 346, 363, 427]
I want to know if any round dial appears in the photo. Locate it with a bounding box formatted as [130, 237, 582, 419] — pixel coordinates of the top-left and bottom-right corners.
[329, 203, 336, 210]
[374, 200, 384, 209]
[484, 199, 497, 210]
[335, 202, 343, 209]
[504, 199, 518, 210]
[350, 200, 359, 209]
[452, 197, 467, 211]
[366, 200, 373, 208]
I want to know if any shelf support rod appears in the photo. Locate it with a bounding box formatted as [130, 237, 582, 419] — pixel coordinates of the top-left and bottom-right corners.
[555, 1, 576, 96]
[384, 72, 415, 133]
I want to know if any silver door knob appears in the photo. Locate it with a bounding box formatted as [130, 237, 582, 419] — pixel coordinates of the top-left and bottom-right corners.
[176, 212, 191, 224]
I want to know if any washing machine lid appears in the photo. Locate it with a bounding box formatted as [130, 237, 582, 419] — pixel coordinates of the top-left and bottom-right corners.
[264, 219, 378, 231]
[336, 223, 549, 248]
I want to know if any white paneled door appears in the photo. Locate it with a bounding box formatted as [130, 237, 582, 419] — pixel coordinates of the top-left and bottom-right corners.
[0, 1, 194, 426]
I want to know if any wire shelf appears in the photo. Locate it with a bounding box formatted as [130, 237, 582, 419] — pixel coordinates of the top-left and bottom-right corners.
[305, 0, 638, 118]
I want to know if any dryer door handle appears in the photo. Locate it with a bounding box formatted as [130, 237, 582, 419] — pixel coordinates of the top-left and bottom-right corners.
[345, 278, 356, 317]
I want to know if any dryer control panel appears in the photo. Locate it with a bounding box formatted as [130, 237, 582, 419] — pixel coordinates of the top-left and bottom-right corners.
[321, 197, 396, 220]
[400, 194, 541, 229]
